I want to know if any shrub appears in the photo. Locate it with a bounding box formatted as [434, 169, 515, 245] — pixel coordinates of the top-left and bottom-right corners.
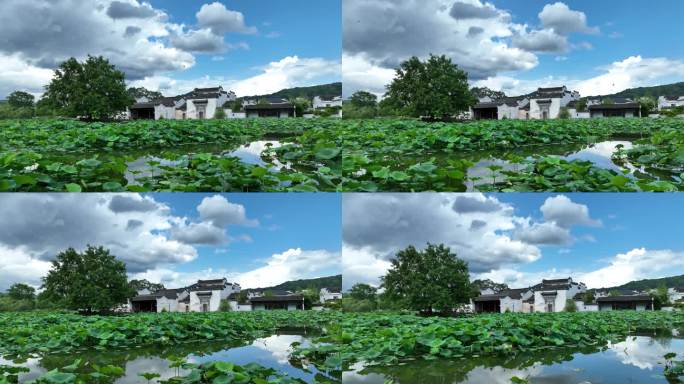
[558, 107, 571, 119]
[214, 108, 226, 119]
[564, 299, 578, 312]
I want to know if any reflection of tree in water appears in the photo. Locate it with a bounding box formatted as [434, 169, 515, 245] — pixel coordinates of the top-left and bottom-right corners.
[357, 344, 604, 384]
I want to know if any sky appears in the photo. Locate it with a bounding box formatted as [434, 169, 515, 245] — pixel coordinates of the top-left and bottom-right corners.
[342, 193, 684, 291]
[0, 193, 341, 291]
[343, 0, 684, 98]
[0, 0, 341, 99]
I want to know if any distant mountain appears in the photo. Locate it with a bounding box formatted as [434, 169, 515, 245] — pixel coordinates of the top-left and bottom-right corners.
[594, 82, 684, 99]
[241, 82, 341, 101]
[595, 275, 684, 292]
[243, 275, 342, 294]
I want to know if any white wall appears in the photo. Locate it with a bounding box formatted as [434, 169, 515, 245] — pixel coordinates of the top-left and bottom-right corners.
[530, 99, 561, 119]
[500, 297, 523, 312]
[497, 104, 519, 120]
[568, 108, 590, 119]
[223, 109, 246, 119]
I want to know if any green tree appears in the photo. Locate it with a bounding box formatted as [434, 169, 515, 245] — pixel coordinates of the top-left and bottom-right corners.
[564, 299, 578, 312]
[301, 288, 320, 309]
[609, 289, 621, 297]
[290, 97, 312, 117]
[650, 285, 670, 310]
[581, 291, 595, 304]
[127, 87, 163, 101]
[558, 107, 571, 119]
[381, 243, 471, 314]
[8, 283, 35, 301]
[214, 107, 226, 119]
[602, 98, 614, 105]
[42, 246, 134, 314]
[638, 96, 656, 116]
[384, 55, 475, 118]
[7, 91, 35, 108]
[350, 91, 378, 108]
[342, 102, 376, 119]
[43, 56, 133, 120]
[348, 283, 378, 301]
[471, 279, 509, 297]
[470, 87, 506, 100]
[128, 279, 165, 294]
[576, 97, 588, 112]
[219, 299, 232, 311]
[229, 99, 243, 112]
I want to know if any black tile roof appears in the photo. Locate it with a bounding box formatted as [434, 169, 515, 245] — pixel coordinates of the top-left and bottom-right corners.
[245, 103, 294, 110]
[588, 103, 640, 110]
[250, 295, 303, 302]
[596, 295, 652, 302]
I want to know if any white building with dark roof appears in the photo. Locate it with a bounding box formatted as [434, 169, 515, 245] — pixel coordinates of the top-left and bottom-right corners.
[128, 86, 235, 120]
[313, 95, 342, 110]
[528, 86, 579, 120]
[129, 278, 240, 313]
[319, 287, 342, 303]
[658, 95, 684, 111]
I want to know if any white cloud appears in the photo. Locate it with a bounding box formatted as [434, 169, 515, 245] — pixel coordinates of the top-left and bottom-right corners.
[580, 248, 684, 288]
[477, 248, 684, 289]
[129, 55, 340, 97]
[197, 195, 257, 227]
[169, 28, 226, 53]
[196, 2, 256, 35]
[538, 2, 599, 35]
[342, 0, 538, 95]
[0, 54, 54, 99]
[540, 195, 602, 228]
[0, 194, 199, 288]
[475, 55, 684, 97]
[512, 28, 568, 53]
[132, 248, 340, 289]
[342, 193, 543, 287]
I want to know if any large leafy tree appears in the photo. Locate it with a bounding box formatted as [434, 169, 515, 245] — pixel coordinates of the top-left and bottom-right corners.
[43, 56, 133, 120]
[381, 243, 471, 313]
[7, 91, 35, 108]
[7, 283, 36, 301]
[384, 55, 475, 118]
[349, 91, 378, 108]
[42, 246, 134, 313]
[348, 283, 377, 301]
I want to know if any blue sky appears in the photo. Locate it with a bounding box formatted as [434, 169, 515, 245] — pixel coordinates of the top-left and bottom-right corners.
[494, 193, 684, 280]
[343, 0, 684, 97]
[146, 0, 341, 83]
[343, 193, 684, 290]
[0, 0, 342, 98]
[0, 193, 341, 291]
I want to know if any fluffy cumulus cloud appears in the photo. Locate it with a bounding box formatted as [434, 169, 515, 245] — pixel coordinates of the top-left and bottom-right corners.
[478, 248, 684, 290]
[538, 2, 599, 35]
[0, 194, 265, 290]
[342, 193, 607, 289]
[0, 0, 195, 87]
[342, 193, 543, 289]
[196, 2, 257, 35]
[0, 0, 332, 98]
[131, 248, 340, 289]
[131, 55, 341, 97]
[342, 0, 538, 96]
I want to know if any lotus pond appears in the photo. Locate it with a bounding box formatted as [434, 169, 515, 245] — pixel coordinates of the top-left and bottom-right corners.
[340, 118, 684, 192]
[0, 311, 343, 383]
[0, 119, 342, 192]
[333, 312, 684, 383]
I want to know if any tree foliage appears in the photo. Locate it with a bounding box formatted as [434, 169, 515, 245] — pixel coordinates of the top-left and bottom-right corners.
[127, 87, 163, 101]
[564, 299, 578, 312]
[384, 55, 475, 118]
[471, 279, 509, 296]
[43, 56, 133, 120]
[381, 243, 471, 313]
[650, 285, 670, 310]
[42, 245, 134, 313]
[214, 107, 226, 119]
[350, 91, 378, 108]
[638, 96, 656, 116]
[128, 279, 165, 294]
[8, 283, 35, 301]
[348, 283, 378, 301]
[558, 107, 571, 119]
[470, 87, 506, 100]
[7, 91, 35, 108]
